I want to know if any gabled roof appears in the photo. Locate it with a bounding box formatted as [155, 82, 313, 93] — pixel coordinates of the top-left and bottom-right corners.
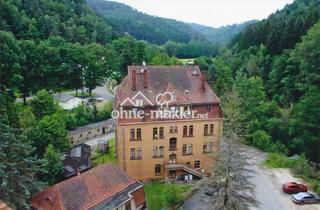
[115, 66, 220, 108]
[53, 93, 75, 103]
[68, 119, 114, 135]
[31, 164, 143, 210]
[62, 144, 91, 178]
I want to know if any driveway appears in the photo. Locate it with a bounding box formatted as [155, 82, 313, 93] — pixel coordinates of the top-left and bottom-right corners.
[183, 146, 320, 210]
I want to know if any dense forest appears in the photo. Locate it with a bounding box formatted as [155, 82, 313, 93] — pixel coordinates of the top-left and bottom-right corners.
[86, 0, 250, 58]
[1, 0, 320, 209]
[195, 0, 320, 191]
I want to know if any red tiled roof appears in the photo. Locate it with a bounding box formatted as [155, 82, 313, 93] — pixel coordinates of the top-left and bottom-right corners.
[131, 187, 146, 208]
[31, 164, 141, 210]
[0, 201, 12, 210]
[115, 66, 221, 108]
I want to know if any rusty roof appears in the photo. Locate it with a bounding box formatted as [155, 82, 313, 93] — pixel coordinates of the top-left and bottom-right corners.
[31, 164, 143, 210]
[115, 66, 220, 108]
[0, 201, 12, 210]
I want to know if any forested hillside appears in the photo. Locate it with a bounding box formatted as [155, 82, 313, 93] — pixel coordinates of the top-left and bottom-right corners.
[0, 0, 183, 102]
[231, 0, 320, 54]
[189, 20, 257, 44]
[86, 0, 206, 45]
[87, 0, 241, 58]
[196, 0, 320, 168]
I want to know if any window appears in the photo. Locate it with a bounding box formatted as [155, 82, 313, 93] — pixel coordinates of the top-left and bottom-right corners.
[97, 128, 100, 132]
[186, 162, 191, 167]
[137, 148, 142, 159]
[210, 124, 214, 135]
[80, 134, 83, 137]
[136, 128, 142, 139]
[188, 144, 193, 154]
[203, 144, 208, 153]
[189, 125, 193, 136]
[208, 142, 213, 152]
[169, 138, 177, 151]
[207, 106, 212, 112]
[204, 124, 208, 136]
[159, 146, 164, 157]
[153, 127, 158, 139]
[183, 144, 192, 155]
[170, 126, 178, 133]
[153, 146, 158, 157]
[182, 144, 187, 155]
[130, 129, 135, 140]
[155, 164, 161, 175]
[183, 126, 188, 136]
[194, 160, 201, 168]
[130, 148, 135, 159]
[169, 154, 177, 164]
[159, 127, 164, 139]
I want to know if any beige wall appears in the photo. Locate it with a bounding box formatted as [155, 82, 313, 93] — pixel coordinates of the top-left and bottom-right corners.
[116, 119, 223, 181]
[69, 124, 114, 145]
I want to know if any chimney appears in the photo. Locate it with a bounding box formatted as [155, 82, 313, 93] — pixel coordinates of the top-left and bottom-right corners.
[201, 74, 206, 92]
[143, 69, 148, 88]
[131, 70, 136, 91]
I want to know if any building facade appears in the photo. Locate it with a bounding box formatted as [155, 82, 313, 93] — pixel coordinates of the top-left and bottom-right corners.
[115, 66, 223, 181]
[68, 119, 114, 145]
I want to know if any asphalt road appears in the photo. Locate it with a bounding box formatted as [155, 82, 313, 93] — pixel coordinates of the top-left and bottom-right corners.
[183, 146, 292, 210]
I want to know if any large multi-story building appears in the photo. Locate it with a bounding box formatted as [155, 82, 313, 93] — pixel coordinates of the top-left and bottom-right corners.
[114, 65, 223, 181]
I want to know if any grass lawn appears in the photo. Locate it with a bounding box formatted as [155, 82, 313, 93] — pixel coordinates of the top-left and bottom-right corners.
[91, 138, 117, 165]
[179, 58, 195, 65]
[144, 182, 192, 210]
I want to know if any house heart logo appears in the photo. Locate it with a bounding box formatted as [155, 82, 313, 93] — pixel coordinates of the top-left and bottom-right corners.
[155, 92, 175, 107]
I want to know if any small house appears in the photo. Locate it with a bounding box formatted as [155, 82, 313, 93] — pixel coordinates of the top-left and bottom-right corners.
[54, 93, 83, 110]
[31, 164, 147, 210]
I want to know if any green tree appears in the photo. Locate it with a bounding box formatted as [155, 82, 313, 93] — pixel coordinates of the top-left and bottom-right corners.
[289, 87, 320, 163]
[42, 144, 64, 185]
[84, 44, 119, 96]
[30, 90, 57, 119]
[0, 119, 43, 210]
[29, 113, 69, 156]
[0, 30, 24, 91]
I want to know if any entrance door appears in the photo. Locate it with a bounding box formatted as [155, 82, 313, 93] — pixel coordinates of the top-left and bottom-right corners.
[102, 127, 106, 134]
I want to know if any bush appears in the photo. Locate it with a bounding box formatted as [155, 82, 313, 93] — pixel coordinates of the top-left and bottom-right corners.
[265, 153, 297, 168]
[292, 156, 318, 179]
[250, 130, 272, 151]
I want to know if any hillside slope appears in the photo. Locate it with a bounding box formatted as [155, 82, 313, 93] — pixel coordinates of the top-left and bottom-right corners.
[231, 0, 320, 54]
[86, 0, 207, 45]
[189, 20, 257, 44]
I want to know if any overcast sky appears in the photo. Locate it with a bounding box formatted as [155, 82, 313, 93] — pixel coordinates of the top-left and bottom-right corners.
[111, 0, 294, 27]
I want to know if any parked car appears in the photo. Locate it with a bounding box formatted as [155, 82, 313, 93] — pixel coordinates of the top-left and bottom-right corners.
[282, 182, 307, 194]
[291, 192, 320, 205]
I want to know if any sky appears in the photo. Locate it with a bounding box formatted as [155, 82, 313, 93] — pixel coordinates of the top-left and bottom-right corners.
[111, 0, 294, 27]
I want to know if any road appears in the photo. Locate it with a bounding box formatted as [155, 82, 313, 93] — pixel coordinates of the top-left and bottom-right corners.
[183, 146, 320, 210]
[15, 81, 115, 103]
